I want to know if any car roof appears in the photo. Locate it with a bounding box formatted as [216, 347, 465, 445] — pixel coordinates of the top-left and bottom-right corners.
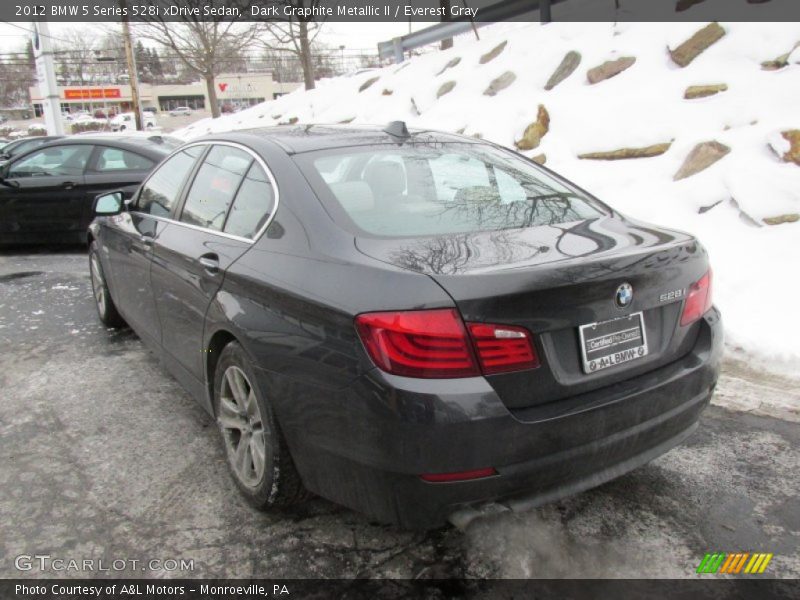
[199, 124, 481, 154]
[34, 133, 178, 157]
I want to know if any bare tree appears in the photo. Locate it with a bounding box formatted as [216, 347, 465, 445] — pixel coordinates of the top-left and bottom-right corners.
[260, 1, 326, 90]
[136, 2, 262, 118]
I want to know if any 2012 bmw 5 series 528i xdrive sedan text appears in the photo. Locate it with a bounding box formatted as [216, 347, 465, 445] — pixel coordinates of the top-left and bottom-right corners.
[87, 123, 722, 528]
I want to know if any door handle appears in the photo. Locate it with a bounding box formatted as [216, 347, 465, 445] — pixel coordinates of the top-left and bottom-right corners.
[62, 181, 78, 189]
[198, 253, 220, 273]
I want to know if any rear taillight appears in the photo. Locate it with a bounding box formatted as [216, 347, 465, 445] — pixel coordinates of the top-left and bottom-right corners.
[355, 309, 539, 379]
[467, 322, 540, 374]
[680, 269, 713, 326]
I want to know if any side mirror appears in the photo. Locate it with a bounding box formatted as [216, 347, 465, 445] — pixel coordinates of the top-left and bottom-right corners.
[93, 191, 124, 216]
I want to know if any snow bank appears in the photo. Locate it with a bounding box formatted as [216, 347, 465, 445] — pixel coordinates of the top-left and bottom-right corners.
[177, 22, 800, 369]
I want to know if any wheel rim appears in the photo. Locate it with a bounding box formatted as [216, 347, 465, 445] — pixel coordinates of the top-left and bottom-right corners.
[218, 365, 267, 488]
[90, 253, 106, 316]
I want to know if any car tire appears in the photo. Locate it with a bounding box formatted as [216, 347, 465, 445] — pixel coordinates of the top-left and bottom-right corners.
[213, 341, 309, 510]
[89, 242, 125, 328]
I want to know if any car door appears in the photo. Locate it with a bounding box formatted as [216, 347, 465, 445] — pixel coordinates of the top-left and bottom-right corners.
[100, 146, 203, 346]
[150, 143, 276, 389]
[0, 144, 92, 242]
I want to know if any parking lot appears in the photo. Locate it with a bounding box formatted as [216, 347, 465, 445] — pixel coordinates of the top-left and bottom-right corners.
[1, 249, 798, 579]
[1, 111, 208, 139]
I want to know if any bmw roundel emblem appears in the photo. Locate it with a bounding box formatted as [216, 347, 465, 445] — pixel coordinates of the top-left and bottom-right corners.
[615, 283, 633, 308]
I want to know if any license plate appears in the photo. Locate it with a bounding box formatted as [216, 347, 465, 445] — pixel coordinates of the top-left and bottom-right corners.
[578, 312, 648, 374]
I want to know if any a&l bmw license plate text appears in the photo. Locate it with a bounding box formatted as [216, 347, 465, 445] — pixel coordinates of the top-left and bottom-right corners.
[578, 312, 649, 373]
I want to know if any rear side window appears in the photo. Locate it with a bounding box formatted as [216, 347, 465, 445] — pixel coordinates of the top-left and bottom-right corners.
[136, 146, 201, 217]
[93, 147, 154, 172]
[223, 162, 275, 239]
[297, 143, 605, 237]
[8, 144, 93, 178]
[180, 146, 252, 231]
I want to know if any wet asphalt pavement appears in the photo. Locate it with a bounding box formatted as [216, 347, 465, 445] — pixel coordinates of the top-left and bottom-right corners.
[1, 249, 798, 579]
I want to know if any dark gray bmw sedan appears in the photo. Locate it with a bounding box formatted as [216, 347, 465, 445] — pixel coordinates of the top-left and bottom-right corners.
[88, 124, 722, 528]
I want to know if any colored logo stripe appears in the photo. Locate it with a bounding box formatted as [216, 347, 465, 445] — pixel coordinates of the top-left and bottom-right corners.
[697, 552, 773, 574]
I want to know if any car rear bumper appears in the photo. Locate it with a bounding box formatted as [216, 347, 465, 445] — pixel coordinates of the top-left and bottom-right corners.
[276, 308, 723, 529]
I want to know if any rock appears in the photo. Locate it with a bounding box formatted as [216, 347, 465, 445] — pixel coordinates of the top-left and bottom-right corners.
[763, 213, 800, 226]
[587, 56, 636, 84]
[544, 51, 581, 90]
[761, 41, 800, 70]
[673, 141, 730, 180]
[578, 142, 672, 160]
[437, 81, 456, 98]
[479, 41, 507, 64]
[531, 153, 546, 165]
[359, 76, 379, 92]
[278, 117, 299, 125]
[437, 57, 461, 75]
[410, 97, 420, 116]
[338, 117, 355, 124]
[514, 105, 550, 151]
[382, 89, 393, 96]
[684, 83, 728, 99]
[669, 22, 726, 68]
[775, 130, 800, 165]
[484, 71, 517, 96]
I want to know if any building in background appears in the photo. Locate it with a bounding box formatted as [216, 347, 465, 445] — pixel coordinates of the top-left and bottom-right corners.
[29, 73, 299, 115]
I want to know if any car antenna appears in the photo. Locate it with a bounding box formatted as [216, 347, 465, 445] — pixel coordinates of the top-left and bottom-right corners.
[383, 120, 410, 140]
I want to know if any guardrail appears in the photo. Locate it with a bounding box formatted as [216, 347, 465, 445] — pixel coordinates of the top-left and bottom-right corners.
[377, 0, 564, 63]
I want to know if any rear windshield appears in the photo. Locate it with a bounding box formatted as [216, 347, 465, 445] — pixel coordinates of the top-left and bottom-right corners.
[296, 143, 605, 237]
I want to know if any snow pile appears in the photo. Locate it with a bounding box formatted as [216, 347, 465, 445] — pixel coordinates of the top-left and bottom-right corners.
[177, 22, 800, 369]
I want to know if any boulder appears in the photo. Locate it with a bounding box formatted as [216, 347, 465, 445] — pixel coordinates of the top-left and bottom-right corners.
[544, 51, 581, 90]
[763, 213, 799, 226]
[382, 89, 393, 96]
[775, 130, 800, 165]
[437, 81, 456, 98]
[514, 105, 550, 151]
[278, 117, 299, 125]
[531, 153, 547, 165]
[358, 76, 379, 92]
[587, 56, 636, 84]
[761, 41, 800, 70]
[673, 141, 730, 180]
[479, 41, 507, 64]
[669, 22, 726, 68]
[578, 142, 672, 160]
[684, 83, 728, 99]
[437, 57, 461, 76]
[484, 71, 517, 96]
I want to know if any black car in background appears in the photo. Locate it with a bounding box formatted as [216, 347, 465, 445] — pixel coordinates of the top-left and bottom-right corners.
[0, 135, 65, 168]
[0, 133, 178, 245]
[87, 124, 722, 528]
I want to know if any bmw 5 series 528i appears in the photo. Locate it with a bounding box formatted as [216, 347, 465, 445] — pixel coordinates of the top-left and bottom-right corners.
[87, 123, 722, 528]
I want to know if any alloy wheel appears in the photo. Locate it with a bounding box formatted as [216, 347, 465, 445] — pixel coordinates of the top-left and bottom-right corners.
[218, 366, 267, 488]
[90, 253, 106, 316]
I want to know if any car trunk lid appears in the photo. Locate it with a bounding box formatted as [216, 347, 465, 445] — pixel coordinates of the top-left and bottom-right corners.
[355, 216, 710, 409]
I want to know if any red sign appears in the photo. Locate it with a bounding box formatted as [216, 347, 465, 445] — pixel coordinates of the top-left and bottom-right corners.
[218, 83, 228, 92]
[64, 88, 122, 100]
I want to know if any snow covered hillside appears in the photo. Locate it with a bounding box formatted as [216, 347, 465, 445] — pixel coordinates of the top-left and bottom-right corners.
[178, 22, 800, 370]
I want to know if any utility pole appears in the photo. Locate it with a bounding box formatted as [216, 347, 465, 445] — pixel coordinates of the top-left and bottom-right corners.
[120, 0, 143, 130]
[31, 21, 65, 135]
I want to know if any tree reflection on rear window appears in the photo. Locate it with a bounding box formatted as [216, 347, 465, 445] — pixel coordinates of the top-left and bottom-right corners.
[298, 144, 605, 237]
